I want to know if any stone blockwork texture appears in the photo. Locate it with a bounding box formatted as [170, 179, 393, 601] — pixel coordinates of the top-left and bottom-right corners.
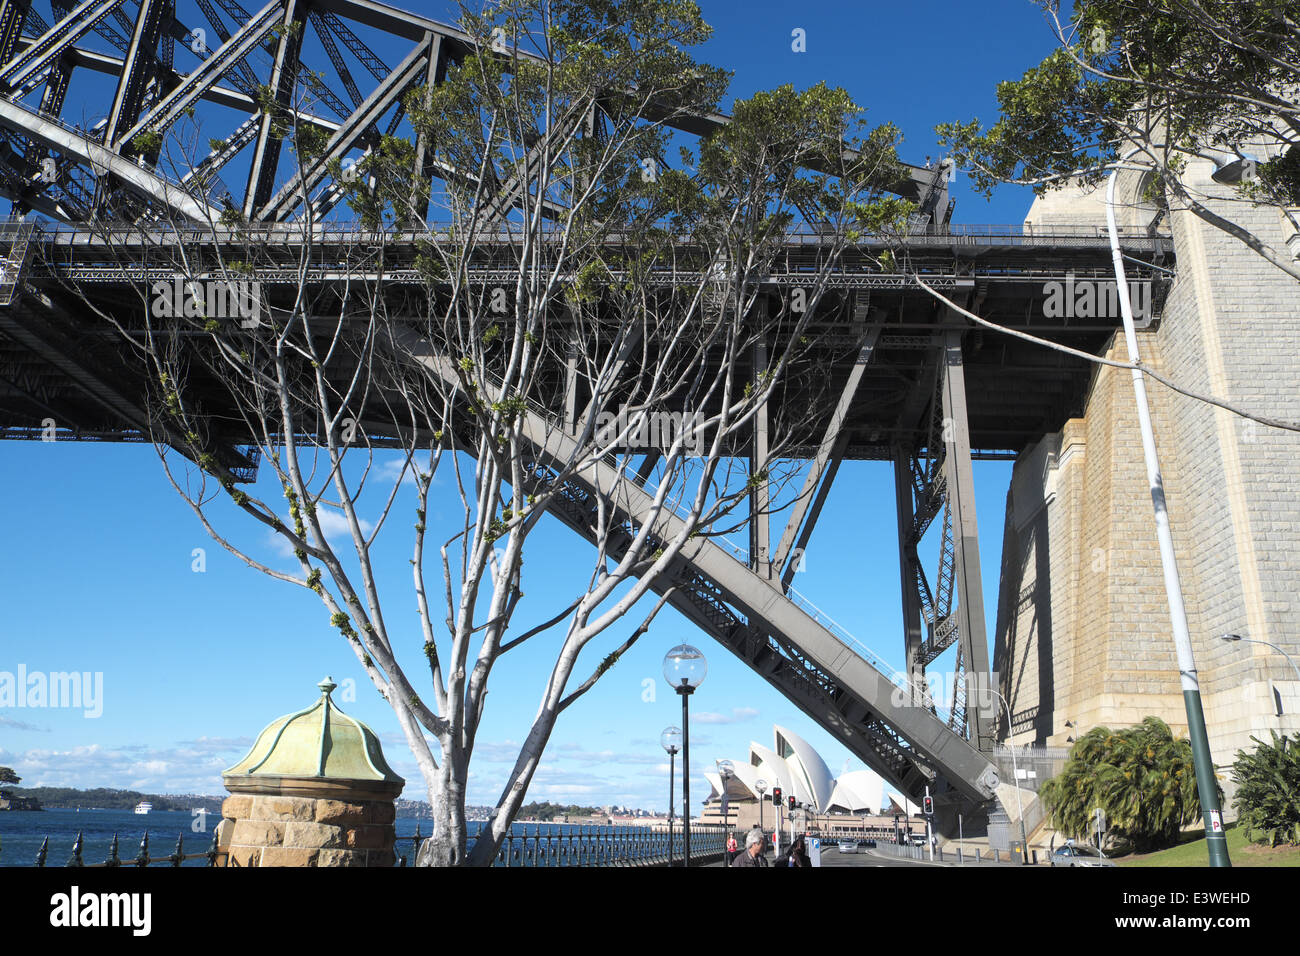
[219, 793, 396, 867]
[995, 163, 1300, 809]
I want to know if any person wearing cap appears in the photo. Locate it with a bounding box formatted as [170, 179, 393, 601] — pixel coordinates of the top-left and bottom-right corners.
[730, 828, 770, 867]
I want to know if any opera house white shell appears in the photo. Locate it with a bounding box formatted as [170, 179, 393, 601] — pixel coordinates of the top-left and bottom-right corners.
[703, 725, 887, 814]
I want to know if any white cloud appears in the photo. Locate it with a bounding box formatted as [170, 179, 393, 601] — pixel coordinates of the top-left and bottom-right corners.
[0, 715, 48, 731]
[268, 503, 375, 558]
[693, 707, 760, 725]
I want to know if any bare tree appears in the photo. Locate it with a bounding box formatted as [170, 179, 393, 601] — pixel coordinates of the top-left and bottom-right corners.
[47, 0, 912, 865]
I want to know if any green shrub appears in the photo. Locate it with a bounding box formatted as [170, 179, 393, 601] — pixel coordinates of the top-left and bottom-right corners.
[1231, 731, 1300, 847]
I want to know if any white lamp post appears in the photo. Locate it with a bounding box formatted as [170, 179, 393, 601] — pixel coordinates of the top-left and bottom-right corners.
[663, 644, 706, 866]
[661, 726, 681, 866]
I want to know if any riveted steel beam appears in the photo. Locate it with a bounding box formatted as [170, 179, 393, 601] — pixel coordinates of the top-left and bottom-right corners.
[773, 301, 882, 576]
[0, 97, 221, 220]
[0, 0, 129, 91]
[121, 0, 286, 148]
[256, 33, 431, 222]
[242, 0, 306, 219]
[941, 323, 995, 752]
[105, 0, 167, 148]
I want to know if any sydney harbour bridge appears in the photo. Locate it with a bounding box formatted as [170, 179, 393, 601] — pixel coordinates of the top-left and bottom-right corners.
[0, 0, 1176, 819]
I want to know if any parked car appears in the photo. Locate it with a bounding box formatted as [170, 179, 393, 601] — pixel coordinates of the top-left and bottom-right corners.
[1050, 842, 1116, 867]
[837, 840, 859, 853]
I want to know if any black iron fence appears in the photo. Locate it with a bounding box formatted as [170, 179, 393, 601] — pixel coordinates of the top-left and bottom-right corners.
[395, 822, 730, 867]
[3, 830, 223, 867]
[6, 823, 730, 868]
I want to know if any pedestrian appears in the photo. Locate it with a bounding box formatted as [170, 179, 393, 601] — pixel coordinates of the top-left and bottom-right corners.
[726, 832, 739, 864]
[730, 829, 770, 867]
[776, 833, 811, 867]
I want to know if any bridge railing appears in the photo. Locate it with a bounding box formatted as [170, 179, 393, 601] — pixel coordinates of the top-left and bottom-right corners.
[5, 214, 1171, 251]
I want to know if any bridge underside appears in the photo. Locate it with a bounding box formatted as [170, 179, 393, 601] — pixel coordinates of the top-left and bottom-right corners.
[0, 224, 1174, 812]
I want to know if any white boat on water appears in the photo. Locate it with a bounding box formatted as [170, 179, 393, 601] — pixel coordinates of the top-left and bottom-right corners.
[134, 801, 152, 815]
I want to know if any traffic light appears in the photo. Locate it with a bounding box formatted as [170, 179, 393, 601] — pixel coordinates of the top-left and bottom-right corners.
[788, 795, 796, 812]
[772, 786, 781, 803]
[922, 795, 934, 816]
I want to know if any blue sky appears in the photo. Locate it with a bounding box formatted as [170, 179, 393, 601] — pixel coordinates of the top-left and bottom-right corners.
[0, 0, 1068, 812]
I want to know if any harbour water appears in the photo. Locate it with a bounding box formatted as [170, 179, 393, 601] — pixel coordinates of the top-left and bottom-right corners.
[0, 808, 697, 867]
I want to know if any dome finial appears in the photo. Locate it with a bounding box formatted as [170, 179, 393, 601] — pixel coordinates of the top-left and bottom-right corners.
[318, 676, 337, 696]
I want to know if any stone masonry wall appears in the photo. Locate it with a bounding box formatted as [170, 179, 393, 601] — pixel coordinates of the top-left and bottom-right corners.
[995, 161, 1300, 810]
[220, 793, 396, 867]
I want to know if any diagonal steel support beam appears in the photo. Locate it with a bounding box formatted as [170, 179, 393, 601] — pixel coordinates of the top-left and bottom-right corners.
[257, 33, 432, 222]
[242, 0, 306, 219]
[407, 31, 446, 224]
[0, 97, 220, 220]
[0, 0, 128, 90]
[940, 324, 995, 752]
[181, 115, 259, 188]
[121, 0, 286, 148]
[105, 0, 167, 147]
[477, 98, 591, 223]
[894, 446, 927, 695]
[385, 324, 1000, 803]
[0, 0, 31, 66]
[773, 307, 882, 575]
[779, 432, 846, 591]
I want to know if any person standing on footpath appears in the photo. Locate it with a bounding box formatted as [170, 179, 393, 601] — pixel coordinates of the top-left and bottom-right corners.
[731, 829, 770, 867]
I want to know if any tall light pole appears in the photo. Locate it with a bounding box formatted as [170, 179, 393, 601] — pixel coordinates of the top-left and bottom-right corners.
[990, 688, 1029, 865]
[716, 759, 734, 836]
[1221, 633, 1300, 684]
[664, 644, 706, 867]
[1106, 151, 1230, 866]
[755, 779, 767, 835]
[661, 726, 681, 866]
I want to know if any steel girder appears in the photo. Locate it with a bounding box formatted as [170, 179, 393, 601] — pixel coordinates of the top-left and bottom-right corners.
[390, 326, 1000, 806]
[0, 0, 31, 66]
[0, 0, 974, 233]
[0, 0, 129, 91]
[256, 32, 432, 222]
[0, 96, 221, 220]
[242, 0, 305, 218]
[103, 0, 166, 147]
[120, 0, 286, 147]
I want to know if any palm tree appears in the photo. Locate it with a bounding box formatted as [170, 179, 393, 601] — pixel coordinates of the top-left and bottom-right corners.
[1231, 732, 1300, 846]
[1041, 717, 1212, 852]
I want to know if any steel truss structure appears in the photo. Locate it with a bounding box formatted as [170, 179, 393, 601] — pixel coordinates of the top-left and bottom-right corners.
[0, 0, 1178, 818]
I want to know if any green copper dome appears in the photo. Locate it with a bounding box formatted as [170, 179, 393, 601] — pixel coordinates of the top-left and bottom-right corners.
[224, 677, 404, 788]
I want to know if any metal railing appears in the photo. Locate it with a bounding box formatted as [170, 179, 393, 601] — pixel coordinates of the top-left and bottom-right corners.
[395, 822, 730, 867]
[0, 215, 1172, 249]
[5, 830, 222, 867]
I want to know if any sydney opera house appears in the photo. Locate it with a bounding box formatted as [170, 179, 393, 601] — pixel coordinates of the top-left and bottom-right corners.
[701, 725, 905, 823]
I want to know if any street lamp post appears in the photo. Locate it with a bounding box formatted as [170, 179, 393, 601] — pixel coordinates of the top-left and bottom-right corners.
[989, 688, 1030, 865]
[755, 779, 767, 835]
[1221, 633, 1300, 684]
[663, 644, 706, 867]
[717, 759, 734, 838]
[661, 726, 681, 866]
[1105, 149, 1230, 867]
